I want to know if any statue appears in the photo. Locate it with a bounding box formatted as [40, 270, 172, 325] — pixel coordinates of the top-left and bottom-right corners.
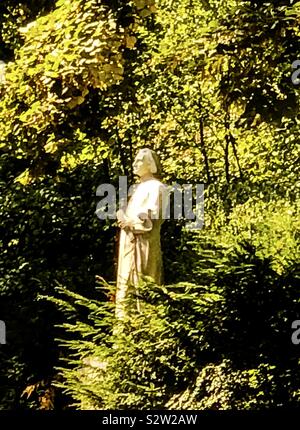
[115, 148, 168, 320]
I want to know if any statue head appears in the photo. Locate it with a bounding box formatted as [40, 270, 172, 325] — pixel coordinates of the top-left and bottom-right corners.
[133, 148, 162, 178]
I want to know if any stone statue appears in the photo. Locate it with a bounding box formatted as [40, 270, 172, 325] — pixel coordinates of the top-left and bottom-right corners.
[115, 148, 168, 319]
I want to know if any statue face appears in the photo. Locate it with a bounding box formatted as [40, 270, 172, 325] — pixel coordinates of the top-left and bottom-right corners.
[133, 150, 152, 177]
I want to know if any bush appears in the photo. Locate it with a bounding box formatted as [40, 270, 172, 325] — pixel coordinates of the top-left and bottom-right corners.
[47, 227, 300, 409]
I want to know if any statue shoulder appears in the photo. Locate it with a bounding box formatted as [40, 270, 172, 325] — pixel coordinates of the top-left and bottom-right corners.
[148, 178, 167, 189]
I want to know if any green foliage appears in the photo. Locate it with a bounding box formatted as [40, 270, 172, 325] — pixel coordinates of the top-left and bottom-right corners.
[0, 0, 154, 409]
[205, 198, 300, 274]
[45, 280, 222, 409]
[48, 231, 300, 409]
[0, 160, 115, 409]
[0, 0, 300, 410]
[0, 0, 155, 178]
[166, 361, 280, 410]
[0, 1, 56, 59]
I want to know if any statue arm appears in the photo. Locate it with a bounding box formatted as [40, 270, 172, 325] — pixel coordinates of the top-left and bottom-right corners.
[117, 183, 167, 234]
[117, 209, 153, 234]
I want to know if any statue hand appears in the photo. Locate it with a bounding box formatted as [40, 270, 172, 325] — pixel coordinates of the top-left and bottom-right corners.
[116, 209, 126, 223]
[137, 212, 149, 221]
[117, 209, 132, 230]
[118, 219, 133, 231]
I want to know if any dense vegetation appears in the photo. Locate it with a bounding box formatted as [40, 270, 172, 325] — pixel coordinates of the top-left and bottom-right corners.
[0, 0, 299, 409]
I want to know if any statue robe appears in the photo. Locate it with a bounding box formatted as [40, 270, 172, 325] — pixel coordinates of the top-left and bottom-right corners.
[115, 178, 168, 319]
